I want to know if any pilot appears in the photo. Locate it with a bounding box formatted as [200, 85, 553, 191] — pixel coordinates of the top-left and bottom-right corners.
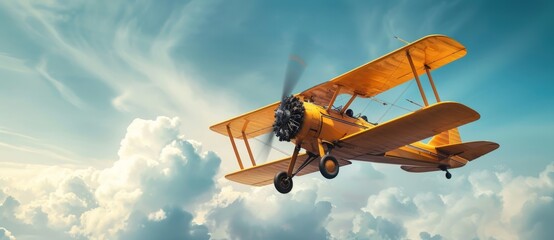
[361, 115, 368, 122]
[345, 109, 354, 118]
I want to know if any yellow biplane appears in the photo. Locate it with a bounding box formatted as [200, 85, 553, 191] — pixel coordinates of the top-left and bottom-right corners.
[210, 35, 499, 194]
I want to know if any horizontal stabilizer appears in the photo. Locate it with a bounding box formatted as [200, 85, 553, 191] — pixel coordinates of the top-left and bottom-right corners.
[401, 166, 440, 173]
[225, 154, 351, 186]
[436, 141, 499, 161]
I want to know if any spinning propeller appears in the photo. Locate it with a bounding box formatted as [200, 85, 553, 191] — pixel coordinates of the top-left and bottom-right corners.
[257, 53, 309, 162]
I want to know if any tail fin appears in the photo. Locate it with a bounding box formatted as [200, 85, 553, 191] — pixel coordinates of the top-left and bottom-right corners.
[429, 128, 462, 146]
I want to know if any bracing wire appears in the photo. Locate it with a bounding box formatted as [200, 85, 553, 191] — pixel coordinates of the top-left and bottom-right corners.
[372, 97, 414, 113]
[252, 136, 290, 156]
[360, 98, 372, 114]
[377, 80, 415, 123]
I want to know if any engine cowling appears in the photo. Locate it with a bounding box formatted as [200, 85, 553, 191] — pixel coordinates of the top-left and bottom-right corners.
[273, 95, 365, 146]
[273, 96, 305, 142]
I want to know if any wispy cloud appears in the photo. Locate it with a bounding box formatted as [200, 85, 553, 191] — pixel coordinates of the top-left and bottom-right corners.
[0, 1, 242, 167]
[0, 53, 31, 73]
[0, 127, 39, 141]
[0, 127, 92, 165]
[0, 141, 79, 164]
[36, 58, 85, 109]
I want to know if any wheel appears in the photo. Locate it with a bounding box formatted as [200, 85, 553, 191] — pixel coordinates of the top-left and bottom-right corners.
[274, 171, 293, 194]
[445, 172, 452, 179]
[319, 155, 339, 179]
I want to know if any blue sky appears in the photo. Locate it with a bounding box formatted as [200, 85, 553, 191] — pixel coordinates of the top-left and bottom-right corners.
[0, 0, 553, 239]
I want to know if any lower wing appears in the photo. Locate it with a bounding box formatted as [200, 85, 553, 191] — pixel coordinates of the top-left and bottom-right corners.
[225, 153, 351, 186]
[334, 102, 480, 160]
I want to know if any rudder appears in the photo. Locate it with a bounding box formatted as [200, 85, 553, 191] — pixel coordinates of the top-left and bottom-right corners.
[429, 128, 462, 146]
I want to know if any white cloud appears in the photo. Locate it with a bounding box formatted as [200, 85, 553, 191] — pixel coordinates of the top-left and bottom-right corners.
[120, 206, 210, 240]
[74, 116, 220, 239]
[147, 209, 167, 222]
[0, 116, 220, 239]
[0, 115, 553, 239]
[0, 53, 31, 73]
[345, 164, 554, 240]
[207, 187, 332, 240]
[349, 212, 406, 240]
[419, 231, 443, 240]
[0, 227, 16, 240]
[363, 187, 418, 222]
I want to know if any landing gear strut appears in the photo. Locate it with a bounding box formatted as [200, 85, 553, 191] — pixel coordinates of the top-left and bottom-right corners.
[318, 141, 339, 179]
[440, 165, 452, 179]
[273, 145, 319, 194]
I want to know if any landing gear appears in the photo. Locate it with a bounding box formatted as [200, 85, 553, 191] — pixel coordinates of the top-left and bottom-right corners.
[274, 145, 321, 194]
[318, 141, 340, 179]
[272, 140, 341, 194]
[440, 165, 452, 179]
[274, 171, 293, 194]
[319, 155, 339, 179]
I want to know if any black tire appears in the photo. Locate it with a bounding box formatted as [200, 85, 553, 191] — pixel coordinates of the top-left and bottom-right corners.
[445, 172, 452, 179]
[274, 171, 293, 194]
[319, 155, 339, 179]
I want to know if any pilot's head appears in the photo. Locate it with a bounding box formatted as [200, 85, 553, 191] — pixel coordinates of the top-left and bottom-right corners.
[345, 109, 354, 117]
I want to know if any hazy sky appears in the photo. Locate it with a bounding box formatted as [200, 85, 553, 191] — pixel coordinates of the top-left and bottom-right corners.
[0, 1, 553, 239]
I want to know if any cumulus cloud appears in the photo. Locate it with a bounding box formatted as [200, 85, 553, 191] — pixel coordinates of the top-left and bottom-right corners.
[0, 227, 16, 240]
[0, 116, 337, 240]
[0, 116, 220, 239]
[345, 164, 554, 240]
[119, 207, 210, 240]
[419, 231, 443, 240]
[73, 117, 220, 239]
[0, 196, 20, 219]
[0, 116, 553, 240]
[207, 188, 332, 240]
[348, 212, 406, 240]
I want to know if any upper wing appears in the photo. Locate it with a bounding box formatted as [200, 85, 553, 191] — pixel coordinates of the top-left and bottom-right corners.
[331, 102, 480, 160]
[300, 35, 466, 107]
[211, 35, 465, 138]
[210, 101, 280, 139]
[225, 153, 352, 186]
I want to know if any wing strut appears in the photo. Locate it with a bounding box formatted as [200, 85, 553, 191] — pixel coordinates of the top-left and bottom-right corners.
[226, 125, 244, 169]
[425, 65, 441, 102]
[339, 93, 358, 115]
[241, 131, 256, 167]
[226, 123, 259, 169]
[406, 51, 429, 106]
[407, 51, 444, 106]
[327, 85, 342, 111]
